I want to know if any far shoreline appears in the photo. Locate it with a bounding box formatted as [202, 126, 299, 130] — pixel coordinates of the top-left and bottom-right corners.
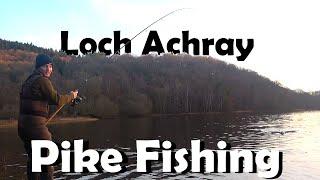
[0, 109, 317, 129]
[0, 116, 98, 129]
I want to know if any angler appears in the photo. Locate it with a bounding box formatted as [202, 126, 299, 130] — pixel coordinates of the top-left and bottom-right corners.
[18, 54, 78, 179]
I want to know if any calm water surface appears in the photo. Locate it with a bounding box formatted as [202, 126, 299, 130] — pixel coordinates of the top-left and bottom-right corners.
[0, 111, 319, 179]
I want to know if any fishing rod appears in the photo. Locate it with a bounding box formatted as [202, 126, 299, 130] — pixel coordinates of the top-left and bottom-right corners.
[111, 8, 189, 58]
[46, 8, 189, 124]
[45, 94, 85, 125]
[45, 78, 88, 125]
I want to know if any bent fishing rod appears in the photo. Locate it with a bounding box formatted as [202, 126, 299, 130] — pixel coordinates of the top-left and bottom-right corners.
[46, 8, 188, 124]
[111, 8, 188, 58]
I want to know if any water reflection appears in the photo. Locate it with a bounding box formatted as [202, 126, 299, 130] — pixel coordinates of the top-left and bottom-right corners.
[0, 111, 319, 179]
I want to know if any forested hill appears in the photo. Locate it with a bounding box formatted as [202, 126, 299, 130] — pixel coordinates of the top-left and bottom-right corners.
[0, 38, 55, 55]
[0, 39, 320, 119]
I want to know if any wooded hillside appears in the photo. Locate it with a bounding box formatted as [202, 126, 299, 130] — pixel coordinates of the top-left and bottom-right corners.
[0, 39, 319, 118]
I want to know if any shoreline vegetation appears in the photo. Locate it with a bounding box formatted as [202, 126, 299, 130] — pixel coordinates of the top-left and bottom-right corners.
[0, 109, 314, 129]
[0, 116, 98, 128]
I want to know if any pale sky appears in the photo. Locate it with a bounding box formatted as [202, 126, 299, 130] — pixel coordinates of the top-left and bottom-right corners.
[1, 0, 319, 91]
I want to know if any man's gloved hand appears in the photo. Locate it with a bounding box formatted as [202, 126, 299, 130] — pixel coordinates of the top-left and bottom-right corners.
[70, 90, 78, 99]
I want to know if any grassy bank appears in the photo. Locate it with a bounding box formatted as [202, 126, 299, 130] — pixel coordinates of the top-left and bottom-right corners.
[0, 116, 98, 128]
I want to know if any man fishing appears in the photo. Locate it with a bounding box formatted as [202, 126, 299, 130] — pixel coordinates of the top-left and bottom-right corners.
[18, 54, 78, 179]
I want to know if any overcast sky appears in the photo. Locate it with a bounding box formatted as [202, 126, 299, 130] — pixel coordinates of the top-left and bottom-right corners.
[1, 0, 319, 91]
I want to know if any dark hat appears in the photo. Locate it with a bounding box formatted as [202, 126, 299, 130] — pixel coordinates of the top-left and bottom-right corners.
[35, 54, 53, 69]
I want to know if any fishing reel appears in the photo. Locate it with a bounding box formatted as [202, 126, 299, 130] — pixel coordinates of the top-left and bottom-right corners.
[71, 95, 85, 106]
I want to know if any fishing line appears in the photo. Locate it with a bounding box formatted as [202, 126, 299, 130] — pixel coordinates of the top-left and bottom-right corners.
[111, 8, 190, 58]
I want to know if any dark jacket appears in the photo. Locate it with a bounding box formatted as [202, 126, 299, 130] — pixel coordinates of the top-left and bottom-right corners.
[18, 69, 73, 140]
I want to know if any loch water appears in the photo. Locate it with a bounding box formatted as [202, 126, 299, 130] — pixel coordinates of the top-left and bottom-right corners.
[0, 111, 319, 179]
